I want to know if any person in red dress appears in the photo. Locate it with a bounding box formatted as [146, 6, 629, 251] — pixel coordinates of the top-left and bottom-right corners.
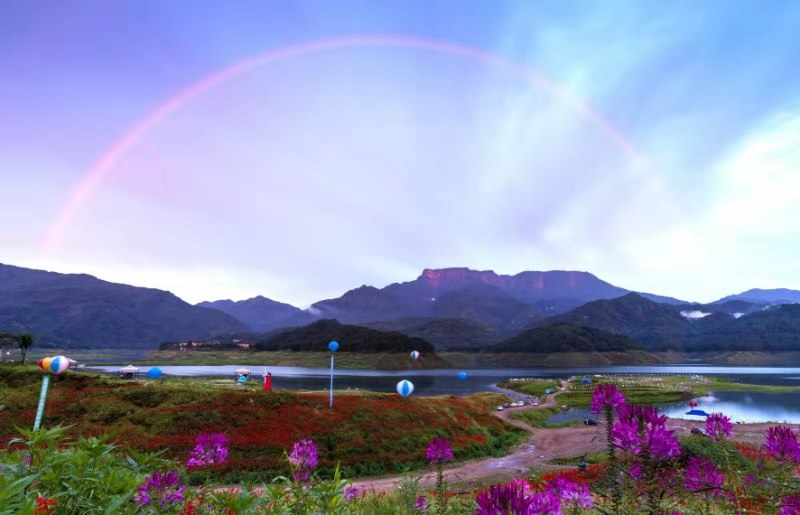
[263, 371, 272, 391]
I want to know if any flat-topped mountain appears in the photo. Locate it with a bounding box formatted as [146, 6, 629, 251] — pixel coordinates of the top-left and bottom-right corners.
[0, 263, 247, 348]
[197, 296, 301, 332]
[307, 267, 666, 329]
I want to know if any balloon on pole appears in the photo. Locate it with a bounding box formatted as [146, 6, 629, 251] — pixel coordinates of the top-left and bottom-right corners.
[34, 355, 71, 431]
[329, 341, 338, 408]
[410, 350, 420, 360]
[458, 371, 468, 381]
[396, 379, 414, 397]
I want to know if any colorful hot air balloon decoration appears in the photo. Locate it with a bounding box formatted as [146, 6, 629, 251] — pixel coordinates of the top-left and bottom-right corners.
[33, 355, 72, 431]
[458, 371, 468, 381]
[396, 379, 414, 397]
[410, 350, 420, 360]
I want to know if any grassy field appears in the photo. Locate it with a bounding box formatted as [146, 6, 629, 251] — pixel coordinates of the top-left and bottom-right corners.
[0, 366, 525, 483]
[510, 407, 580, 428]
[501, 374, 800, 410]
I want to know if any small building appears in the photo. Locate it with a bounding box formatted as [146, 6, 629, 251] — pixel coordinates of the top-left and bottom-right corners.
[0, 342, 22, 363]
[117, 365, 140, 379]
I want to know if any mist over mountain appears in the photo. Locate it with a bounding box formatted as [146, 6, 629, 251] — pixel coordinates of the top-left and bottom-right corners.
[0, 263, 247, 348]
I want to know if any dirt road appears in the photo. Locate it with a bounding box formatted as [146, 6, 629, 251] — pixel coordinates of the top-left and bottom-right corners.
[353, 384, 773, 492]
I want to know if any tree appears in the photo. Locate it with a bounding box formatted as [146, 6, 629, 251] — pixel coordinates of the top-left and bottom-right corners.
[15, 333, 34, 364]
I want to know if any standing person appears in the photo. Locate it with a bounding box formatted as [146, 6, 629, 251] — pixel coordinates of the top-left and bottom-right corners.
[263, 371, 272, 391]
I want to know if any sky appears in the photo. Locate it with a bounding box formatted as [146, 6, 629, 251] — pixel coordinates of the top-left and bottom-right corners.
[2, 0, 800, 306]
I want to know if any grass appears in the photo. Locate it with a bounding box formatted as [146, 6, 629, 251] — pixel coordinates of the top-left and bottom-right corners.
[138, 350, 452, 369]
[0, 366, 525, 482]
[549, 451, 609, 466]
[502, 374, 800, 411]
[510, 407, 580, 428]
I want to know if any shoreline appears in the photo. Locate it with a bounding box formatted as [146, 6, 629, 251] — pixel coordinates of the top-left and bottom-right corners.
[29, 348, 800, 369]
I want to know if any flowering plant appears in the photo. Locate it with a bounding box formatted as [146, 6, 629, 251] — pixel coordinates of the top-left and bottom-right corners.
[187, 433, 228, 468]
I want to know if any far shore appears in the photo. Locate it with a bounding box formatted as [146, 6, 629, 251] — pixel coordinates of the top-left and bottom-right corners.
[27, 348, 800, 369]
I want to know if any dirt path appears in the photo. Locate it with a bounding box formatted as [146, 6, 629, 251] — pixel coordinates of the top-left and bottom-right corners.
[353, 383, 774, 493]
[353, 381, 576, 492]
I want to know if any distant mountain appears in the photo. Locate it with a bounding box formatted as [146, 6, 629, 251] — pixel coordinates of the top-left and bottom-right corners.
[255, 319, 435, 353]
[686, 304, 800, 352]
[198, 296, 302, 332]
[365, 317, 503, 350]
[715, 288, 800, 305]
[533, 292, 800, 353]
[306, 267, 664, 331]
[0, 263, 247, 348]
[537, 293, 692, 351]
[490, 323, 643, 353]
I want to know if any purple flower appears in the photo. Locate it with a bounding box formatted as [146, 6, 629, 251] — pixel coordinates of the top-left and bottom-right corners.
[705, 413, 733, 440]
[527, 490, 562, 514]
[764, 426, 800, 463]
[781, 495, 800, 514]
[590, 383, 626, 414]
[425, 438, 453, 465]
[612, 405, 680, 461]
[684, 457, 724, 496]
[134, 471, 186, 508]
[475, 481, 562, 514]
[187, 433, 228, 468]
[343, 485, 362, 502]
[289, 438, 318, 482]
[414, 496, 429, 513]
[547, 477, 593, 509]
[475, 482, 532, 514]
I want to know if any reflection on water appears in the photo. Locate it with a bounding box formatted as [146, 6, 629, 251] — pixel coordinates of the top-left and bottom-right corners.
[660, 391, 800, 424]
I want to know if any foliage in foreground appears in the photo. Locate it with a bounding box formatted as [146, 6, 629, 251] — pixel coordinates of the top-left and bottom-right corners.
[7, 383, 800, 512]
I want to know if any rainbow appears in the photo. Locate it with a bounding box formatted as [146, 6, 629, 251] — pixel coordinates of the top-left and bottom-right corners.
[44, 35, 650, 250]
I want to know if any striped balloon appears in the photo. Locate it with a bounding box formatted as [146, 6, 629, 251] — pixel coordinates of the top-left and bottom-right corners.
[410, 350, 420, 360]
[48, 356, 71, 375]
[396, 379, 414, 397]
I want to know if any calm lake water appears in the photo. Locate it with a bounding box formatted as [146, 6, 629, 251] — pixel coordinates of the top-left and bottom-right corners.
[87, 364, 800, 423]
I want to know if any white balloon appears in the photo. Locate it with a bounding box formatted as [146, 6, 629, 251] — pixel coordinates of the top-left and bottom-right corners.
[396, 379, 414, 397]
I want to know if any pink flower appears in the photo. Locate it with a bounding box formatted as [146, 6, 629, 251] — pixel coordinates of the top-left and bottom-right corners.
[705, 413, 733, 440]
[289, 438, 318, 482]
[612, 405, 680, 461]
[764, 426, 800, 464]
[187, 433, 228, 468]
[684, 457, 724, 497]
[426, 438, 453, 465]
[590, 384, 626, 414]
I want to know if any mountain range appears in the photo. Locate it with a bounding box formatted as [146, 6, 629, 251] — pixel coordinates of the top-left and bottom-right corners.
[0, 263, 246, 348]
[2, 262, 799, 353]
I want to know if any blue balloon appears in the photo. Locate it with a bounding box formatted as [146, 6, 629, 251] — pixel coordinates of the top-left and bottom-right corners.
[147, 367, 163, 379]
[328, 341, 339, 352]
[396, 379, 414, 397]
[458, 371, 468, 381]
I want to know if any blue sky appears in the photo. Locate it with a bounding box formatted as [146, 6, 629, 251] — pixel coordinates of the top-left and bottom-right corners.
[2, 0, 800, 305]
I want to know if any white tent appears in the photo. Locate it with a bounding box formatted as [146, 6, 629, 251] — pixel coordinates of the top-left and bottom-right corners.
[117, 365, 140, 379]
[235, 367, 251, 379]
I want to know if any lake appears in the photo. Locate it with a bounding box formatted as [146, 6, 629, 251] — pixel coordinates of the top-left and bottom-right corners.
[87, 364, 800, 423]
